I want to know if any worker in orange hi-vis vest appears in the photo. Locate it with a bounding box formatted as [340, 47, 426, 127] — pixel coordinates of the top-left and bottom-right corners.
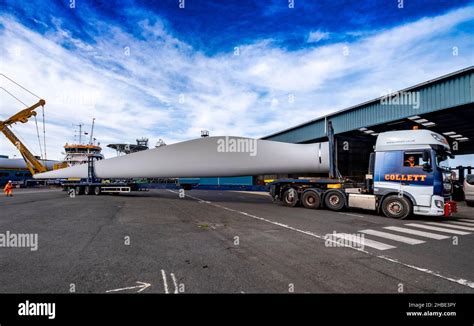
[404, 155, 416, 167]
[3, 180, 13, 197]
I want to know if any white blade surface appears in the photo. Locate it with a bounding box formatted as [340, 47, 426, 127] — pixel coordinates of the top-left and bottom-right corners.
[34, 136, 330, 179]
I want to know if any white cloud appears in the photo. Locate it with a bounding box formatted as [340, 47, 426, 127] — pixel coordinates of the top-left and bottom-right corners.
[307, 30, 329, 43]
[0, 5, 473, 161]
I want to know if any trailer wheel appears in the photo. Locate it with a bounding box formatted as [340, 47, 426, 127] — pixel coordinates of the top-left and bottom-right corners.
[324, 190, 345, 211]
[282, 188, 298, 207]
[84, 186, 91, 195]
[382, 195, 411, 219]
[94, 186, 101, 196]
[75, 186, 83, 195]
[301, 190, 321, 209]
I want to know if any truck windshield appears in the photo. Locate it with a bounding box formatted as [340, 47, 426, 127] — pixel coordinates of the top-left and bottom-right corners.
[435, 151, 449, 170]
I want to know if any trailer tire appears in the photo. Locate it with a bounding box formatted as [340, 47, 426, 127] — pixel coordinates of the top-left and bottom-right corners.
[94, 186, 101, 196]
[381, 195, 411, 219]
[84, 186, 91, 195]
[282, 188, 298, 207]
[324, 190, 345, 211]
[75, 186, 83, 195]
[301, 190, 321, 209]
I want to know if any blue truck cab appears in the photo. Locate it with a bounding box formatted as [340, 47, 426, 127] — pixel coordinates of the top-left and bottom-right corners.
[372, 130, 455, 217]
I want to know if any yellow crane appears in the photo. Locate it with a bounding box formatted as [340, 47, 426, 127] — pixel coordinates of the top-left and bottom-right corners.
[0, 99, 49, 175]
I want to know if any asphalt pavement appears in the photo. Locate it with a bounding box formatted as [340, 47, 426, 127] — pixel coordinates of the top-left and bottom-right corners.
[0, 188, 473, 293]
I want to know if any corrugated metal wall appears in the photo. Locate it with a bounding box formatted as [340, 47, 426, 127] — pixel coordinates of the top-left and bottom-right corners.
[265, 68, 474, 143]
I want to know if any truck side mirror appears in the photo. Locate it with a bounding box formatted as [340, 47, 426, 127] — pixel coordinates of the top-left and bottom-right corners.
[422, 163, 432, 172]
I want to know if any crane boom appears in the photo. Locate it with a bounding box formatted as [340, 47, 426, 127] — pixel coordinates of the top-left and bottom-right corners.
[0, 99, 48, 175]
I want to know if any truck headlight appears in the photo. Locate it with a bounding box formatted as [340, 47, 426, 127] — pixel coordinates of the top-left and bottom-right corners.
[434, 200, 444, 209]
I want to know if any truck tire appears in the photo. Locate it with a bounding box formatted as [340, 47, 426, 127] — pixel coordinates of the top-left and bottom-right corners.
[324, 190, 345, 211]
[75, 186, 83, 195]
[84, 186, 91, 195]
[94, 186, 101, 196]
[301, 190, 321, 209]
[382, 195, 412, 219]
[282, 188, 298, 207]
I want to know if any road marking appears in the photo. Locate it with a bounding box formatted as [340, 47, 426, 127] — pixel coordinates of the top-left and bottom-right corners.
[333, 233, 396, 250]
[338, 212, 365, 218]
[161, 269, 169, 294]
[170, 273, 179, 294]
[166, 190, 474, 289]
[383, 226, 449, 240]
[375, 255, 474, 289]
[165, 190, 347, 244]
[424, 222, 474, 232]
[445, 220, 474, 227]
[405, 223, 471, 235]
[456, 219, 474, 223]
[106, 281, 151, 293]
[359, 229, 425, 245]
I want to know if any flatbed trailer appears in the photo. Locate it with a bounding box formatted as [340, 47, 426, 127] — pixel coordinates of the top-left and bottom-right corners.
[60, 157, 144, 196]
[62, 181, 141, 196]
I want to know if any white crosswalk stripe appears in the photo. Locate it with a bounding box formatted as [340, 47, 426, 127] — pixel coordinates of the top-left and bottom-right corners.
[453, 219, 474, 224]
[327, 218, 474, 252]
[359, 229, 425, 245]
[456, 219, 474, 223]
[383, 226, 449, 239]
[405, 223, 471, 235]
[424, 222, 474, 232]
[445, 220, 474, 227]
[332, 233, 396, 250]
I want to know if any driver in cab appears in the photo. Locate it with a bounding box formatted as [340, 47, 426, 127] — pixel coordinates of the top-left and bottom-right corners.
[404, 155, 418, 167]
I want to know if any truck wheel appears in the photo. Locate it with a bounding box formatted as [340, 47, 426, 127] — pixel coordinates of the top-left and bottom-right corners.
[302, 190, 321, 209]
[282, 188, 298, 207]
[324, 190, 345, 211]
[382, 195, 411, 219]
[84, 186, 91, 195]
[94, 186, 101, 196]
[75, 186, 83, 195]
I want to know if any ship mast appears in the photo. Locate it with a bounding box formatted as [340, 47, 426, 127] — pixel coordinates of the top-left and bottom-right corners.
[89, 118, 95, 145]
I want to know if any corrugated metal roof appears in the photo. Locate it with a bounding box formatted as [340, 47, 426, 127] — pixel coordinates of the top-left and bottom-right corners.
[263, 66, 474, 143]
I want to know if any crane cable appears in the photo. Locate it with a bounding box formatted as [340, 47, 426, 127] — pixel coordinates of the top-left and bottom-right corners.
[33, 115, 44, 161]
[42, 106, 47, 161]
[0, 88, 42, 158]
[0, 86, 28, 107]
[10, 124, 39, 158]
[0, 74, 47, 162]
[0, 73, 41, 99]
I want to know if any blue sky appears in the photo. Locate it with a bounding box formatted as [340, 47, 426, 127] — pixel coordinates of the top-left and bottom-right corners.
[0, 0, 473, 165]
